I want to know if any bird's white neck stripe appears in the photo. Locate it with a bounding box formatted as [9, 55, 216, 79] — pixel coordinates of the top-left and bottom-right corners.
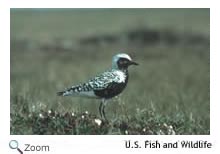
[115, 70, 126, 83]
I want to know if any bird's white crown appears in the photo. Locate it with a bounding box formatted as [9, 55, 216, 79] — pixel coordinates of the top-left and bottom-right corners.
[112, 53, 132, 69]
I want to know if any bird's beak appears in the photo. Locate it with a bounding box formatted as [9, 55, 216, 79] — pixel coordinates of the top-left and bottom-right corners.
[130, 61, 139, 66]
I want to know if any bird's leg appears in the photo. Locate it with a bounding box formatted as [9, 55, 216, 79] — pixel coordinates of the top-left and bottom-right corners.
[99, 101, 103, 119]
[102, 104, 107, 121]
[102, 99, 108, 121]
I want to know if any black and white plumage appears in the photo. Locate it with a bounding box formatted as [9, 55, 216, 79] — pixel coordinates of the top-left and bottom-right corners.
[57, 53, 138, 120]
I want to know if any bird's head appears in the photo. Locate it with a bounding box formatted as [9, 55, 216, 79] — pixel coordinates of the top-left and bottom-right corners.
[112, 53, 139, 70]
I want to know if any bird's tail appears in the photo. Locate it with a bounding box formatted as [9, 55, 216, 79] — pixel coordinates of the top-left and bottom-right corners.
[57, 89, 74, 96]
[57, 91, 65, 96]
[57, 85, 81, 96]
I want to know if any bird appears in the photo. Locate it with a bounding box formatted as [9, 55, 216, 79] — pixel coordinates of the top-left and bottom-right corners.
[57, 53, 138, 120]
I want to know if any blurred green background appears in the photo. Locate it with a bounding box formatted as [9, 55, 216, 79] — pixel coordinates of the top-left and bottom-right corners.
[10, 8, 210, 134]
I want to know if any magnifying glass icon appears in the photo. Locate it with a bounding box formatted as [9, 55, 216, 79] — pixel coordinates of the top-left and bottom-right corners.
[9, 140, 23, 154]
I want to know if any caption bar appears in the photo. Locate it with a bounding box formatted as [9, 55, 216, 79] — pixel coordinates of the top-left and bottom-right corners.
[124, 140, 212, 149]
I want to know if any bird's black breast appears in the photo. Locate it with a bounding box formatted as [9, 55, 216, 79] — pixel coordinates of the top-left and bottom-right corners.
[94, 71, 129, 99]
[94, 82, 127, 99]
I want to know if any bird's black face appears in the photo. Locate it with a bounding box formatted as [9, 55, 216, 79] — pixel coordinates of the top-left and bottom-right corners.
[117, 58, 139, 70]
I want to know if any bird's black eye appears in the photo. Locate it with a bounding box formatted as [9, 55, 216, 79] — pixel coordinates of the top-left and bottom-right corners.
[117, 58, 130, 69]
[119, 60, 126, 64]
[119, 59, 127, 65]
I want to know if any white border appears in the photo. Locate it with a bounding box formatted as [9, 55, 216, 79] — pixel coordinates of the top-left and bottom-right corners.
[1, 0, 220, 154]
[9, 0, 211, 8]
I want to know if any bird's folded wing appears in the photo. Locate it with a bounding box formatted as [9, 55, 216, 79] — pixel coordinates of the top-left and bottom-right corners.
[88, 70, 122, 90]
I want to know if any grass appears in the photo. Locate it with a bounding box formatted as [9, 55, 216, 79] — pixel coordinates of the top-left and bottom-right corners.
[10, 9, 210, 135]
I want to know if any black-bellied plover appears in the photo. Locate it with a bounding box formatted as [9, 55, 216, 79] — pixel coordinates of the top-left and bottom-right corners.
[57, 53, 138, 120]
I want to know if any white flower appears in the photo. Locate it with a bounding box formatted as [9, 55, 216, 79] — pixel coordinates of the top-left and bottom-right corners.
[157, 130, 165, 135]
[71, 112, 75, 116]
[163, 123, 168, 127]
[48, 110, 52, 114]
[39, 113, 44, 118]
[168, 125, 175, 135]
[125, 130, 128, 135]
[85, 111, 89, 114]
[81, 115, 85, 119]
[94, 119, 102, 126]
